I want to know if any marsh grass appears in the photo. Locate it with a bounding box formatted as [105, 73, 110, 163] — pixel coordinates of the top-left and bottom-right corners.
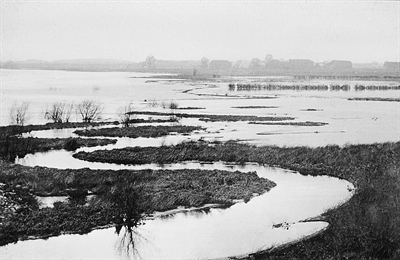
[74, 140, 400, 259]
[74, 125, 204, 138]
[0, 160, 275, 246]
[128, 111, 295, 122]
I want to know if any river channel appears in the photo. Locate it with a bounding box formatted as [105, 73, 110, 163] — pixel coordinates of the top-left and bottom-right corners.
[1, 127, 355, 259]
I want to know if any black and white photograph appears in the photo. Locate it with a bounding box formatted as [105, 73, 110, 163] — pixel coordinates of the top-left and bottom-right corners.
[1, 0, 399, 259]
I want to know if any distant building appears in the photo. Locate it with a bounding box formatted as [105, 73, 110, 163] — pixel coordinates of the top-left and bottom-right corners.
[288, 59, 314, 69]
[383, 62, 400, 70]
[325, 60, 352, 70]
[209, 60, 232, 70]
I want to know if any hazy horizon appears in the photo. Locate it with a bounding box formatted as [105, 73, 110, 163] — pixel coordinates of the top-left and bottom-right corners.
[1, 0, 399, 63]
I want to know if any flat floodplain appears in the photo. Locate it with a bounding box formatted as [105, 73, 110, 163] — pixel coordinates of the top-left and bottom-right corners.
[1, 69, 399, 259]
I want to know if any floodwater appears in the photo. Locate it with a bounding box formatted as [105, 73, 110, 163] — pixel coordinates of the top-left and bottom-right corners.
[10, 149, 354, 259]
[2, 69, 399, 146]
[0, 69, 397, 259]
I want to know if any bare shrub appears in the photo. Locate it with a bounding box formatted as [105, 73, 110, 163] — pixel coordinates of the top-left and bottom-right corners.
[146, 100, 159, 108]
[169, 101, 179, 110]
[9, 101, 30, 126]
[117, 102, 135, 127]
[161, 101, 169, 109]
[44, 101, 74, 123]
[76, 100, 103, 123]
[160, 101, 179, 110]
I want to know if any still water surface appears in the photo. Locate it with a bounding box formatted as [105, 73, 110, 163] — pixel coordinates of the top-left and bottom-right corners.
[2, 69, 400, 146]
[5, 136, 354, 259]
[2, 69, 390, 258]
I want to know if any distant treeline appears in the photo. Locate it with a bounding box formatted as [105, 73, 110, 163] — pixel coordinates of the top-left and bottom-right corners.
[229, 83, 400, 91]
[1, 59, 399, 77]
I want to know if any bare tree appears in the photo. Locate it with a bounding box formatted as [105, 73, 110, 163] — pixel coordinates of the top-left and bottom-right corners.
[76, 100, 103, 123]
[44, 101, 74, 123]
[9, 101, 30, 126]
[117, 102, 135, 127]
[168, 101, 179, 121]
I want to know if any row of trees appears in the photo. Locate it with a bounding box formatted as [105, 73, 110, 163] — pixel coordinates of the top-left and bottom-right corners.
[9, 100, 181, 127]
[9, 100, 106, 126]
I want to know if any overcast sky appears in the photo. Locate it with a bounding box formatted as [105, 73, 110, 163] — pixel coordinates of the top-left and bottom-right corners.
[1, 0, 399, 63]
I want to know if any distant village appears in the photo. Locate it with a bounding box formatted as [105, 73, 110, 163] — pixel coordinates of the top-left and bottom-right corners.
[1, 55, 399, 77]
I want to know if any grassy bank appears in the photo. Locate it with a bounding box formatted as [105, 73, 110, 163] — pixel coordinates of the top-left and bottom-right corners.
[348, 97, 400, 102]
[248, 121, 328, 126]
[128, 111, 295, 122]
[0, 159, 275, 246]
[74, 140, 400, 259]
[0, 135, 116, 161]
[0, 121, 118, 134]
[232, 106, 279, 109]
[74, 125, 204, 138]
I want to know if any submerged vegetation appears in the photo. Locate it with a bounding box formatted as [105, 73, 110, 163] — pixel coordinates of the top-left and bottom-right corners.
[248, 121, 328, 126]
[229, 83, 400, 92]
[348, 97, 400, 102]
[232, 106, 278, 109]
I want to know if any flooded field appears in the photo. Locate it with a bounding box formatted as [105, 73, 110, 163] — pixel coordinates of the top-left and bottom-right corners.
[0, 69, 399, 259]
[1, 69, 399, 147]
[4, 156, 354, 259]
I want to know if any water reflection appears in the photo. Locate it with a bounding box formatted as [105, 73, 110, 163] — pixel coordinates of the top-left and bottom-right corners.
[115, 225, 148, 259]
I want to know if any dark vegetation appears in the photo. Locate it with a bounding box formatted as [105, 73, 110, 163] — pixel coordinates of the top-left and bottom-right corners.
[0, 125, 116, 161]
[128, 111, 295, 122]
[175, 107, 206, 110]
[74, 140, 400, 259]
[2, 114, 400, 258]
[348, 97, 400, 102]
[248, 121, 328, 126]
[0, 121, 118, 134]
[0, 159, 275, 245]
[300, 109, 323, 111]
[0, 123, 275, 246]
[74, 125, 204, 138]
[128, 118, 179, 123]
[229, 83, 400, 92]
[232, 106, 278, 109]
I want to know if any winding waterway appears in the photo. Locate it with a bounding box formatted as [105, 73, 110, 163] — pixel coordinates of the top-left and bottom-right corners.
[2, 128, 355, 259]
